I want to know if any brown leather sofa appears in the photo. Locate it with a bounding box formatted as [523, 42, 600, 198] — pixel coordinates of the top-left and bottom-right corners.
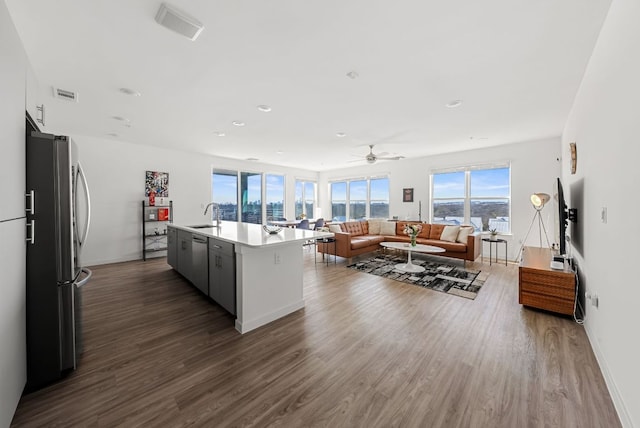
[318, 220, 481, 261]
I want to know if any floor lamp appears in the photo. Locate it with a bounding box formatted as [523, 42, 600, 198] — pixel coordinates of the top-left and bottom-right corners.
[516, 193, 552, 261]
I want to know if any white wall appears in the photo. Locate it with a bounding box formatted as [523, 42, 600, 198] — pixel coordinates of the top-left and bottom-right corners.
[72, 135, 317, 265]
[319, 137, 562, 261]
[562, 0, 639, 425]
[0, 0, 26, 426]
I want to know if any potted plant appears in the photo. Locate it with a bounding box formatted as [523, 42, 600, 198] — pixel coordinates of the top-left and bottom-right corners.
[489, 228, 498, 240]
[403, 224, 422, 247]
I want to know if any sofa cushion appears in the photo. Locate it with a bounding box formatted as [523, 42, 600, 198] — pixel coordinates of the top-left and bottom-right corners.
[351, 235, 385, 249]
[420, 239, 467, 253]
[380, 221, 396, 236]
[368, 220, 382, 235]
[418, 223, 431, 238]
[429, 224, 446, 239]
[441, 225, 460, 242]
[328, 224, 342, 233]
[456, 226, 474, 244]
[342, 221, 364, 236]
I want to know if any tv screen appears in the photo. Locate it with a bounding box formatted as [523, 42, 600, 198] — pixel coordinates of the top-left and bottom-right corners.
[557, 177, 569, 256]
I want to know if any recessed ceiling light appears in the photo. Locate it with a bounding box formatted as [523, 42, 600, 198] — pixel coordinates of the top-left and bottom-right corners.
[214, 132, 225, 137]
[119, 88, 141, 97]
[346, 71, 359, 79]
[276, 150, 284, 155]
[246, 157, 259, 161]
[112, 115, 130, 122]
[232, 121, 245, 127]
[446, 100, 463, 108]
[469, 136, 488, 140]
[336, 132, 346, 137]
[257, 105, 272, 112]
[107, 133, 119, 137]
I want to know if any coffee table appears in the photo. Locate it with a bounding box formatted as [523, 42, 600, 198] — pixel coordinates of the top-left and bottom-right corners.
[380, 242, 446, 273]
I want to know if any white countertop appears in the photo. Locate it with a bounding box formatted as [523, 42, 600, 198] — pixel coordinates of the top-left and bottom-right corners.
[169, 221, 333, 247]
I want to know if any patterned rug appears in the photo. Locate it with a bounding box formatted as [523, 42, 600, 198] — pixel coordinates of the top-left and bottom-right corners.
[347, 253, 488, 299]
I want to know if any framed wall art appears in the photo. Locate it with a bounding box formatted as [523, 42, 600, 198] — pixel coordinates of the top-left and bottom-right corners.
[145, 171, 169, 197]
[403, 188, 414, 203]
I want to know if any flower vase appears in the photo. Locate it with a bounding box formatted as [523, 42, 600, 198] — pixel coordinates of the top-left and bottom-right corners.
[410, 235, 417, 247]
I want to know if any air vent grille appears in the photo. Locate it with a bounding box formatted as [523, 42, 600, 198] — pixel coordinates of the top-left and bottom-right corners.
[53, 88, 79, 102]
[155, 3, 204, 41]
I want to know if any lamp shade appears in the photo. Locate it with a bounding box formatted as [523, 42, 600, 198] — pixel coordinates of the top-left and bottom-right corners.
[530, 193, 551, 209]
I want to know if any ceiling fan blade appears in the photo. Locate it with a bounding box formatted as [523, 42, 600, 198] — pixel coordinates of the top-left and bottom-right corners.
[376, 156, 405, 160]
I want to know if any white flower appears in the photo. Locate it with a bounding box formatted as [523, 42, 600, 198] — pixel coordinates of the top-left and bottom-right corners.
[403, 224, 422, 236]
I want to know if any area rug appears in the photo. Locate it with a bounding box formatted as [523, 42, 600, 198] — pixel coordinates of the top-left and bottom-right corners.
[347, 253, 488, 299]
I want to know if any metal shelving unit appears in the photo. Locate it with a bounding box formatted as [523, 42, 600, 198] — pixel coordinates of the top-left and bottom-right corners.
[142, 200, 173, 260]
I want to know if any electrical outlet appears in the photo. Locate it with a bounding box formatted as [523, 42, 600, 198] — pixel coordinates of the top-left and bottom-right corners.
[274, 253, 281, 264]
[601, 207, 607, 224]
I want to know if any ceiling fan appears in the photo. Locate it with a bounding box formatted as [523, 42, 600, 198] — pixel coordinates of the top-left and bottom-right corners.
[352, 144, 405, 164]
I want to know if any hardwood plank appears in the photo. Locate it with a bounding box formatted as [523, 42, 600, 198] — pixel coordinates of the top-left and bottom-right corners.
[11, 252, 621, 427]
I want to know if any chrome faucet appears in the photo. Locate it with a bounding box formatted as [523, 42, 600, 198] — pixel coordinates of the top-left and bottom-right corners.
[203, 202, 221, 227]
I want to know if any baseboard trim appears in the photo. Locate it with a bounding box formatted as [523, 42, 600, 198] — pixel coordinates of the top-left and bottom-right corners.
[584, 322, 633, 427]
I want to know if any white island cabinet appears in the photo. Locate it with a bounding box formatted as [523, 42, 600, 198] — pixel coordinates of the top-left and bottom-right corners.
[168, 222, 332, 334]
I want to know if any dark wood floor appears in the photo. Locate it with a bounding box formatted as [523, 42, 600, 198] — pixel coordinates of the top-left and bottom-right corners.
[11, 251, 620, 427]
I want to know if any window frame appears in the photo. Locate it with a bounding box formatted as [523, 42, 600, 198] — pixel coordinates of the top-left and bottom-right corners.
[329, 175, 390, 221]
[430, 164, 511, 233]
[294, 179, 316, 219]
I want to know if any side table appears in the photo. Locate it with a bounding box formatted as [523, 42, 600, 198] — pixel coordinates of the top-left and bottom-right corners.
[315, 237, 336, 266]
[482, 238, 508, 266]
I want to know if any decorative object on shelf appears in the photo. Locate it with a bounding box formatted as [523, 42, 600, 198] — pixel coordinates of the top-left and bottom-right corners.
[403, 188, 414, 202]
[262, 224, 282, 234]
[489, 228, 498, 240]
[148, 190, 156, 206]
[145, 170, 169, 198]
[569, 142, 577, 174]
[403, 223, 422, 247]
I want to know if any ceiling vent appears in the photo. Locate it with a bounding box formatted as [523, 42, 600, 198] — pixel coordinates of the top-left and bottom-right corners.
[53, 87, 79, 102]
[155, 3, 204, 41]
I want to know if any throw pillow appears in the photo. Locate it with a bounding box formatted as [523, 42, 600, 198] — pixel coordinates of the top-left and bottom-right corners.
[368, 220, 382, 235]
[440, 225, 460, 242]
[328, 224, 342, 233]
[379, 221, 396, 236]
[456, 226, 473, 244]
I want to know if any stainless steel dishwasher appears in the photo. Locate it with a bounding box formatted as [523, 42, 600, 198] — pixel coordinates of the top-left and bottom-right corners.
[191, 234, 209, 295]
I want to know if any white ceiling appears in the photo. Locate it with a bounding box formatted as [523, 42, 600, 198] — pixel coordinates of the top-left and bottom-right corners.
[6, 0, 611, 172]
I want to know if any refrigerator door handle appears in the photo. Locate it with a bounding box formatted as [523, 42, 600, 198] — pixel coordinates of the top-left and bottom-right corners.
[26, 190, 35, 214]
[76, 267, 92, 287]
[26, 220, 35, 244]
[76, 162, 91, 246]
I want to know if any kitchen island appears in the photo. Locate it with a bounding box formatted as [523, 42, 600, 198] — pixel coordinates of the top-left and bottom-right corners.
[167, 222, 332, 334]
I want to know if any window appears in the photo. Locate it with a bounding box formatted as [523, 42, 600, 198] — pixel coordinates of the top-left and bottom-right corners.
[212, 170, 238, 221]
[295, 180, 316, 219]
[431, 165, 510, 232]
[330, 176, 390, 221]
[241, 172, 262, 224]
[265, 174, 285, 220]
[349, 180, 367, 220]
[369, 177, 390, 219]
[330, 182, 347, 222]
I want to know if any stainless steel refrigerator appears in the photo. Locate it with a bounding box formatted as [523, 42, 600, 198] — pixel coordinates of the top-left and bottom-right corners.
[25, 130, 92, 392]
